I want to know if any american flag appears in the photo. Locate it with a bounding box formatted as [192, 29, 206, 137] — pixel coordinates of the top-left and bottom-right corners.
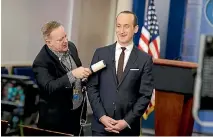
[139, 0, 160, 120]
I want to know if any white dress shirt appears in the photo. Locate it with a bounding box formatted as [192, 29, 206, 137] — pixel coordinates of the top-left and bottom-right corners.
[115, 42, 134, 129]
[115, 42, 134, 73]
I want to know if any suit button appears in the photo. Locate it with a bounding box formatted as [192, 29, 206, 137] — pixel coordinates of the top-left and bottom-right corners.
[113, 102, 116, 110]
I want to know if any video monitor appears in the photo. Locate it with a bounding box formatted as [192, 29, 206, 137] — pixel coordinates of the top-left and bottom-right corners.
[1, 74, 38, 113]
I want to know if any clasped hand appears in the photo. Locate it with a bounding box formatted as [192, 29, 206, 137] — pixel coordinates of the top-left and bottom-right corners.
[100, 115, 128, 134]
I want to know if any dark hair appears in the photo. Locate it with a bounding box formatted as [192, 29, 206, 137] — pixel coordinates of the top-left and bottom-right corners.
[116, 10, 138, 27]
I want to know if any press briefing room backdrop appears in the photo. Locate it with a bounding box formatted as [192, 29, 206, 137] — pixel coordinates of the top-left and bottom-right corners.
[1, 0, 213, 136]
[133, 0, 213, 135]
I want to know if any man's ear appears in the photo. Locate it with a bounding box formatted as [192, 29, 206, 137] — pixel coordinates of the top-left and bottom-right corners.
[45, 38, 51, 46]
[134, 25, 139, 33]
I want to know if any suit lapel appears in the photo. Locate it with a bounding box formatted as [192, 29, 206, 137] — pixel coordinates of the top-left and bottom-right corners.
[45, 42, 82, 74]
[117, 46, 138, 88]
[109, 43, 118, 85]
[68, 46, 81, 67]
[45, 45, 67, 74]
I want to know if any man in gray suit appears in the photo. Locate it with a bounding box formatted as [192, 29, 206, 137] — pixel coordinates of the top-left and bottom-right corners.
[87, 11, 154, 136]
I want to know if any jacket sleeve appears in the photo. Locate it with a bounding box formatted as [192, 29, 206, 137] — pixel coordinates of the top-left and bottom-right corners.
[32, 60, 72, 96]
[124, 56, 154, 125]
[87, 49, 106, 120]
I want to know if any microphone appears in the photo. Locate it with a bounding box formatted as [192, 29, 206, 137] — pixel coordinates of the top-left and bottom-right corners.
[79, 60, 106, 135]
[112, 59, 115, 64]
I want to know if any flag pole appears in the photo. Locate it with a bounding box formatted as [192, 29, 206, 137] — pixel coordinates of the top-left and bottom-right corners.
[140, 0, 149, 136]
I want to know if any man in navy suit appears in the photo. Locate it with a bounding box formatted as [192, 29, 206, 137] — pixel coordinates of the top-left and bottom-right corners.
[87, 11, 154, 136]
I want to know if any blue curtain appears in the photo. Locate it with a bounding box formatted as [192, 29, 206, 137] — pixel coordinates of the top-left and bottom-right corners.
[165, 0, 187, 60]
[132, 0, 146, 46]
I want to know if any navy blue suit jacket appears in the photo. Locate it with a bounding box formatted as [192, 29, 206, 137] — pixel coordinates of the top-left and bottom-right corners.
[87, 42, 154, 135]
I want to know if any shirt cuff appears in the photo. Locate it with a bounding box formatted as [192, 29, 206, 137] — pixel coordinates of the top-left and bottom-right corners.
[67, 71, 76, 84]
[99, 115, 106, 122]
[124, 119, 131, 129]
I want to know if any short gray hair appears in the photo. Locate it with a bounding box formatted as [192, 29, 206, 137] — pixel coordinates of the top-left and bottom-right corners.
[41, 21, 61, 39]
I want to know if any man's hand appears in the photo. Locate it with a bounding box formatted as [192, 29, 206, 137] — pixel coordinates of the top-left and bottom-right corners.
[99, 115, 119, 133]
[105, 120, 128, 132]
[71, 67, 92, 79]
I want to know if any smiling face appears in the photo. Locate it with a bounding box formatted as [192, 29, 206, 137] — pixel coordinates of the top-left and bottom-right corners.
[116, 12, 138, 46]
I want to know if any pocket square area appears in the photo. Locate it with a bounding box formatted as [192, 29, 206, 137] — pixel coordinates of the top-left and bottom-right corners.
[130, 69, 139, 71]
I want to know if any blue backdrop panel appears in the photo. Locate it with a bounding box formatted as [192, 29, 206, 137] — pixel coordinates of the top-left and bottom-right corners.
[181, 0, 202, 62]
[132, 0, 146, 46]
[200, 0, 213, 35]
[193, 111, 213, 134]
[165, 0, 187, 60]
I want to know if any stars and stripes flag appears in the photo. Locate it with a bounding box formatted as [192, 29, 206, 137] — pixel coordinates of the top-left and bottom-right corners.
[138, 0, 160, 120]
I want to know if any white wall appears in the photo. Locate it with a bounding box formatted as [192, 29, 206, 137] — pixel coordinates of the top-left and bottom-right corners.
[74, 0, 134, 67]
[1, 0, 73, 64]
[70, 0, 117, 67]
[1, 0, 117, 66]
[1, 0, 171, 64]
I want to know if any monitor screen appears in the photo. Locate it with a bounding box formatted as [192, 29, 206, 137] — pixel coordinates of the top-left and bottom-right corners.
[1, 75, 30, 108]
[1, 80, 25, 107]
